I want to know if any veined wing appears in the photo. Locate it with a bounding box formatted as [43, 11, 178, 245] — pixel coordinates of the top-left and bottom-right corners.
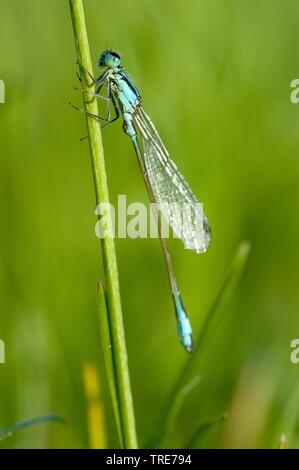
[133, 107, 211, 253]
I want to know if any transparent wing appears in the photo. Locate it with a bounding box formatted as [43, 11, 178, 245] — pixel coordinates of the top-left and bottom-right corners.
[134, 107, 211, 253]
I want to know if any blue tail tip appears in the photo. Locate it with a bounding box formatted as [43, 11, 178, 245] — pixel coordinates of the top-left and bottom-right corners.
[183, 339, 194, 353]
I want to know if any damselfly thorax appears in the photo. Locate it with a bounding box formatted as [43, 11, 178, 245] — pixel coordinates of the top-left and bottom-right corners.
[106, 68, 142, 137]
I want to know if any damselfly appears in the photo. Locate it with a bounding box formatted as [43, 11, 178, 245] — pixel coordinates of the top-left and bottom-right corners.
[74, 50, 211, 352]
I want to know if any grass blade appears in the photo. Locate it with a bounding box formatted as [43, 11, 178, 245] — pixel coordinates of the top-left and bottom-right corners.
[162, 375, 201, 447]
[0, 414, 64, 442]
[83, 361, 108, 448]
[186, 412, 228, 448]
[97, 281, 123, 447]
[270, 374, 299, 448]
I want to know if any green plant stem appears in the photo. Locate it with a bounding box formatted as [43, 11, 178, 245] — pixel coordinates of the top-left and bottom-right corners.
[0, 414, 64, 441]
[69, 0, 138, 448]
[97, 280, 123, 447]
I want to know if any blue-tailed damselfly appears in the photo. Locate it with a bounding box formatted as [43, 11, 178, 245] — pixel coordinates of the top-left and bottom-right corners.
[73, 50, 211, 352]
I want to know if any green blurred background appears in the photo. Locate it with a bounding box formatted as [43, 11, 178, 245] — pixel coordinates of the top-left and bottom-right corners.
[1, 0, 299, 449]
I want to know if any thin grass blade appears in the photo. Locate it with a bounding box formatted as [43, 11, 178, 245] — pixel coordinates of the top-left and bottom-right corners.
[270, 374, 299, 448]
[97, 280, 123, 447]
[186, 412, 228, 448]
[162, 375, 201, 447]
[0, 414, 64, 442]
[83, 361, 107, 448]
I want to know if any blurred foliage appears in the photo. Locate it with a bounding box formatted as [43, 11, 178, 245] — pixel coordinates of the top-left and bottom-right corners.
[0, 0, 299, 448]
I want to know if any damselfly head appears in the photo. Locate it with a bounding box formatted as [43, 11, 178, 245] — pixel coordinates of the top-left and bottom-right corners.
[98, 50, 121, 68]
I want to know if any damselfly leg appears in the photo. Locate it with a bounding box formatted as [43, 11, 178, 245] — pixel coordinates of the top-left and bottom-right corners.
[71, 68, 119, 127]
